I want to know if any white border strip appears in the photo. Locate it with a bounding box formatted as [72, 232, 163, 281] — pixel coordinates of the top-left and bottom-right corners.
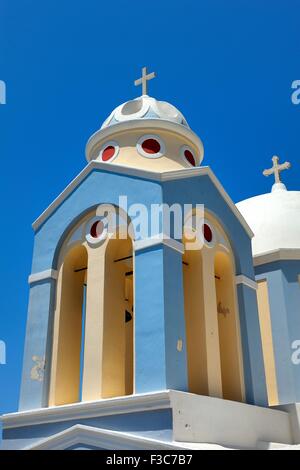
[1, 391, 171, 430]
[28, 269, 58, 285]
[235, 275, 258, 291]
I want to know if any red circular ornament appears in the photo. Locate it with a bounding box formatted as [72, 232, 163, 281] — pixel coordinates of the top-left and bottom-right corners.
[203, 223, 213, 243]
[184, 149, 196, 167]
[102, 145, 115, 162]
[90, 220, 104, 238]
[141, 138, 161, 154]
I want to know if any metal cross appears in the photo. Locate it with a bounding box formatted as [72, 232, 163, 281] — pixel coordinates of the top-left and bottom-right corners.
[263, 156, 291, 184]
[134, 66, 156, 96]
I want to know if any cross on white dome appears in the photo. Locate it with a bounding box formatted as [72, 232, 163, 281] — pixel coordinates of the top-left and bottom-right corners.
[134, 66, 156, 96]
[263, 155, 291, 192]
[237, 157, 300, 256]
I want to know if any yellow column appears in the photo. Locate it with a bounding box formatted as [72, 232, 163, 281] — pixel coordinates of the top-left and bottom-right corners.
[257, 279, 278, 405]
[81, 243, 106, 401]
[201, 248, 223, 398]
[48, 266, 63, 406]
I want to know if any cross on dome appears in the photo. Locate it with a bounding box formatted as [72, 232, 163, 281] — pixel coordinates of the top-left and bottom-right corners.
[263, 155, 291, 191]
[134, 66, 156, 96]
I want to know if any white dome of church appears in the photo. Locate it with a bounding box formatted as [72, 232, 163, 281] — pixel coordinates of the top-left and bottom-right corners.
[236, 156, 300, 257]
[86, 67, 204, 170]
[101, 94, 189, 129]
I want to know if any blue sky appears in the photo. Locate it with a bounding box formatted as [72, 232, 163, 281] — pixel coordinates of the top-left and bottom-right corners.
[0, 0, 299, 416]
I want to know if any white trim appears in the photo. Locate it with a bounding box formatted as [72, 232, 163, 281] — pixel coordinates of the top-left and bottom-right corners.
[136, 134, 165, 159]
[23, 424, 187, 450]
[254, 249, 300, 267]
[32, 162, 253, 238]
[134, 235, 184, 254]
[235, 275, 258, 291]
[86, 118, 204, 163]
[1, 391, 171, 430]
[28, 269, 58, 285]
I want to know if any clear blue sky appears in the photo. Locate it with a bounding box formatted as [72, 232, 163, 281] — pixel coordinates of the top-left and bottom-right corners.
[0, 0, 299, 415]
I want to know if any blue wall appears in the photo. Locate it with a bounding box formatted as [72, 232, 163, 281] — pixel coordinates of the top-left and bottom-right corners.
[19, 167, 267, 411]
[255, 259, 300, 404]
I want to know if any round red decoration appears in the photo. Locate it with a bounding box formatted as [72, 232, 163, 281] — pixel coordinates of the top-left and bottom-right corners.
[203, 223, 213, 243]
[90, 220, 104, 238]
[184, 149, 196, 167]
[102, 145, 115, 161]
[141, 138, 161, 154]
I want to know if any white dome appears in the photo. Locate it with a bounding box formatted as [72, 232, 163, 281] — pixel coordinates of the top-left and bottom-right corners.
[101, 95, 189, 129]
[236, 184, 300, 257]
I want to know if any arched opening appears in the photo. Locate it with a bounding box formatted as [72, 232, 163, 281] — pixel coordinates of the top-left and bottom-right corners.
[214, 251, 243, 401]
[101, 236, 134, 398]
[50, 244, 88, 406]
[183, 248, 208, 395]
[182, 212, 244, 402]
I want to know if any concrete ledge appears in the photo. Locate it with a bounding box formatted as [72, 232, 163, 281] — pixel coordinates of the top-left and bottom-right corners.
[28, 269, 58, 285]
[170, 392, 293, 449]
[274, 403, 300, 444]
[1, 391, 171, 429]
[2, 391, 296, 450]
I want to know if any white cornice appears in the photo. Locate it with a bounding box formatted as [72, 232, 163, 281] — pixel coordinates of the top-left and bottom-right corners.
[28, 269, 58, 285]
[235, 274, 258, 291]
[254, 249, 300, 267]
[1, 391, 171, 430]
[32, 162, 253, 238]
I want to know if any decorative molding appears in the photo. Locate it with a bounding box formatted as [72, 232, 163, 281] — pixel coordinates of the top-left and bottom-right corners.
[24, 424, 186, 450]
[235, 275, 258, 291]
[85, 118, 204, 163]
[254, 249, 300, 267]
[1, 391, 171, 430]
[32, 162, 253, 239]
[134, 235, 184, 254]
[28, 269, 58, 285]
